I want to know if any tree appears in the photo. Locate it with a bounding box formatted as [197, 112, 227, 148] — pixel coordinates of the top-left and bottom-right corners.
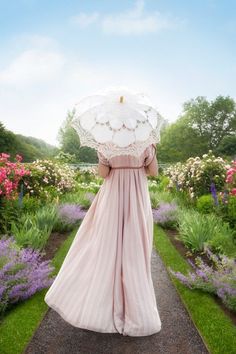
[182, 95, 236, 150]
[0, 121, 59, 162]
[158, 116, 208, 162]
[57, 108, 81, 161]
[57, 108, 98, 163]
[0, 122, 18, 154]
[216, 135, 236, 159]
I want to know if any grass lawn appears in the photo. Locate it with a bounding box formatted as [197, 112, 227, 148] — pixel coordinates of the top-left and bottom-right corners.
[153, 223, 236, 354]
[0, 229, 77, 354]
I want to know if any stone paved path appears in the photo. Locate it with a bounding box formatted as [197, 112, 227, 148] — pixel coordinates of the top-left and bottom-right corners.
[24, 249, 209, 354]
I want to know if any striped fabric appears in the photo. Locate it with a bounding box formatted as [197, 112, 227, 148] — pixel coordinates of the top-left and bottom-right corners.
[44, 144, 162, 336]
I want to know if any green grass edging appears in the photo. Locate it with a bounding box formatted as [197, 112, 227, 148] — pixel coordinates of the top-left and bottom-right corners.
[0, 229, 77, 354]
[153, 224, 236, 354]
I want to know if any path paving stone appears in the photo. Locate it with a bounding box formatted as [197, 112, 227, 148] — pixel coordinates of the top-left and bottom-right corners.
[24, 248, 209, 354]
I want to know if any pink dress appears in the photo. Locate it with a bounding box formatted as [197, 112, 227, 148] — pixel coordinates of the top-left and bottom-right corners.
[44, 144, 162, 337]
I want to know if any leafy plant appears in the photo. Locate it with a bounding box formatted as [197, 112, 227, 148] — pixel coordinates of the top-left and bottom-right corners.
[152, 202, 178, 229]
[10, 205, 58, 250]
[177, 209, 225, 252]
[0, 236, 55, 316]
[165, 151, 227, 199]
[22, 159, 76, 201]
[196, 194, 215, 214]
[169, 246, 236, 312]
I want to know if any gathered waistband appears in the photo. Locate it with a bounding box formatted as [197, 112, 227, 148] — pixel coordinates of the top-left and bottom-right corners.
[111, 165, 144, 169]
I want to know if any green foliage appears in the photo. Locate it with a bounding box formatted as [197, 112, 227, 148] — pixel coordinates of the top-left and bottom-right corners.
[176, 208, 235, 253]
[57, 108, 100, 163]
[0, 198, 21, 234]
[154, 225, 236, 354]
[158, 116, 207, 163]
[75, 169, 100, 184]
[57, 109, 81, 160]
[10, 205, 58, 250]
[182, 95, 236, 150]
[216, 135, 236, 158]
[0, 122, 18, 155]
[21, 195, 44, 214]
[23, 159, 76, 201]
[218, 195, 236, 229]
[169, 188, 194, 209]
[196, 194, 215, 214]
[60, 190, 95, 209]
[158, 174, 170, 191]
[165, 151, 227, 199]
[52, 218, 79, 233]
[54, 151, 77, 163]
[149, 190, 177, 209]
[158, 95, 236, 162]
[0, 121, 58, 162]
[205, 225, 236, 258]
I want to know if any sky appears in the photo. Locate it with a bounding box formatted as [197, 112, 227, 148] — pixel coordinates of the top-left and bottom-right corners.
[0, 0, 235, 147]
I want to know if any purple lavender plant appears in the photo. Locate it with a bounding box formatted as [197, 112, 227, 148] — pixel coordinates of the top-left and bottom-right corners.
[168, 245, 236, 312]
[0, 236, 55, 315]
[58, 204, 87, 224]
[210, 181, 219, 206]
[152, 202, 178, 226]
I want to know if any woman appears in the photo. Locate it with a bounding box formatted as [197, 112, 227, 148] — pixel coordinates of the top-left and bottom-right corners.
[44, 143, 162, 337]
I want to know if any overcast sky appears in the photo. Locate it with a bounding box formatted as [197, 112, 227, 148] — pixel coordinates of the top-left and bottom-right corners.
[0, 0, 235, 146]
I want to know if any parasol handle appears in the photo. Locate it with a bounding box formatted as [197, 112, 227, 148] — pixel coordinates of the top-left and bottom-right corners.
[119, 96, 124, 103]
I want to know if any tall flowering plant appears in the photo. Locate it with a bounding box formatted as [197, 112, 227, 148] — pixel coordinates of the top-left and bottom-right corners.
[0, 153, 30, 200]
[225, 160, 236, 197]
[168, 246, 236, 312]
[23, 159, 76, 200]
[165, 151, 227, 199]
[0, 236, 55, 315]
[217, 160, 236, 228]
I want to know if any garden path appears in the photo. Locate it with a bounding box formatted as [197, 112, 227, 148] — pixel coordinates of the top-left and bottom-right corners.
[24, 248, 209, 354]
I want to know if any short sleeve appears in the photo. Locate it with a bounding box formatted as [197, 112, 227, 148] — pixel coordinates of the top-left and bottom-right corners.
[97, 151, 110, 166]
[144, 144, 156, 166]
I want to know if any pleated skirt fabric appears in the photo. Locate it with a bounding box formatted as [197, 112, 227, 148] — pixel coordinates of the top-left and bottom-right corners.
[44, 146, 162, 336]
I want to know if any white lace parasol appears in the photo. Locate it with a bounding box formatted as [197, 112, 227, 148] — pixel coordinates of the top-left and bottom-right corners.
[71, 86, 165, 159]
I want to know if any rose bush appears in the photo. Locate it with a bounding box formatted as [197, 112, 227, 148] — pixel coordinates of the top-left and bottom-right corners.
[165, 151, 227, 199]
[22, 159, 76, 201]
[225, 160, 236, 197]
[0, 153, 30, 200]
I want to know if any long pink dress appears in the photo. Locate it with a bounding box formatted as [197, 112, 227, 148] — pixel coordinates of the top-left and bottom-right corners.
[44, 144, 162, 337]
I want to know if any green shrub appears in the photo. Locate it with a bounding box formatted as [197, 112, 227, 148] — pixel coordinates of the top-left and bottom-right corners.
[60, 190, 95, 209]
[205, 224, 236, 258]
[149, 190, 178, 209]
[165, 151, 227, 199]
[10, 204, 58, 250]
[196, 194, 215, 214]
[218, 195, 236, 229]
[53, 218, 80, 233]
[177, 208, 230, 253]
[0, 198, 20, 234]
[22, 159, 76, 201]
[158, 174, 170, 192]
[21, 195, 44, 213]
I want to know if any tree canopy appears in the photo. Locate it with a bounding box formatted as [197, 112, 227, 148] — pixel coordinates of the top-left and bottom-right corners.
[158, 95, 236, 162]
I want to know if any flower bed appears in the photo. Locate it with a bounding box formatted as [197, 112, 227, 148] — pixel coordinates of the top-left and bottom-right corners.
[0, 236, 55, 316]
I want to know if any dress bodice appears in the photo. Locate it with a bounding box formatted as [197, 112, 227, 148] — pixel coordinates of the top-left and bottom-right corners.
[97, 144, 156, 169]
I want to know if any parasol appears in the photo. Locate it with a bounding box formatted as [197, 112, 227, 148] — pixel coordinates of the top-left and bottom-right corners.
[71, 86, 165, 159]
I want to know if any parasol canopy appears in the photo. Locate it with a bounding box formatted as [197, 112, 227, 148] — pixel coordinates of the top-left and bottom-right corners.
[71, 86, 165, 159]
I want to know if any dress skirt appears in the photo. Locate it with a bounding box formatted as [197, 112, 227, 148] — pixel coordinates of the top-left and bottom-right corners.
[44, 144, 162, 336]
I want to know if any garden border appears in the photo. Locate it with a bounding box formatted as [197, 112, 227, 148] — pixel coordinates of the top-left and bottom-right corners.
[153, 223, 236, 354]
[0, 229, 77, 354]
